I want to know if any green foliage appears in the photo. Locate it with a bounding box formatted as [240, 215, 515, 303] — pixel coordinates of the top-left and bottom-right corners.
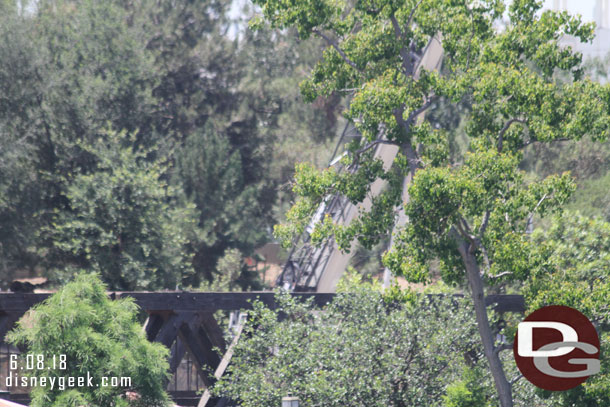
[386, 148, 575, 285]
[174, 125, 272, 286]
[524, 212, 610, 406]
[212, 284, 489, 407]
[0, 0, 341, 289]
[443, 366, 492, 407]
[564, 171, 610, 222]
[45, 131, 197, 290]
[6, 273, 171, 407]
[254, 0, 610, 405]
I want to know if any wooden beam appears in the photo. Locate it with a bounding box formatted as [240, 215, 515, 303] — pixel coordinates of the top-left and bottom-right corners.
[485, 294, 525, 313]
[198, 314, 246, 407]
[0, 313, 22, 343]
[143, 313, 165, 342]
[0, 292, 524, 321]
[199, 313, 225, 354]
[153, 313, 190, 348]
[0, 294, 49, 312]
[169, 337, 187, 373]
[179, 317, 219, 388]
[0, 292, 336, 313]
[115, 292, 336, 312]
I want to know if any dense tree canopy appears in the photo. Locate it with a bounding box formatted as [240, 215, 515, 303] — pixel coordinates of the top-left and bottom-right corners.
[44, 131, 198, 290]
[525, 212, 610, 406]
[0, 0, 340, 289]
[213, 279, 490, 407]
[254, 0, 610, 405]
[0, 0, 609, 406]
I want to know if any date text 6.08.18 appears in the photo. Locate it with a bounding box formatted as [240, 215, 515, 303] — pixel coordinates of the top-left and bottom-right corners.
[10, 354, 67, 371]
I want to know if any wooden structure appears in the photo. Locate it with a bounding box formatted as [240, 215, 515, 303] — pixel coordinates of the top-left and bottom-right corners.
[0, 291, 523, 406]
[0, 292, 334, 406]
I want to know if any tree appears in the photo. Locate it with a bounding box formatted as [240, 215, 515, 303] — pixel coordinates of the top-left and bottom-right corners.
[0, 0, 342, 289]
[213, 277, 493, 407]
[45, 131, 198, 291]
[0, 0, 160, 285]
[173, 123, 273, 287]
[255, 1, 610, 405]
[524, 212, 610, 406]
[6, 273, 171, 407]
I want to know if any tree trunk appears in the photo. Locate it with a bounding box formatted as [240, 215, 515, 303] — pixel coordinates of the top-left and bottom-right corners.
[458, 241, 513, 407]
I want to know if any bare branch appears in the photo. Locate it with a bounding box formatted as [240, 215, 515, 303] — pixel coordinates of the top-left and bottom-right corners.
[406, 0, 425, 30]
[477, 240, 492, 273]
[312, 29, 361, 71]
[405, 97, 436, 125]
[488, 271, 513, 280]
[355, 138, 401, 155]
[455, 219, 477, 247]
[392, 97, 436, 144]
[337, 86, 365, 93]
[524, 193, 548, 233]
[390, 14, 403, 40]
[390, 14, 412, 75]
[460, 217, 476, 239]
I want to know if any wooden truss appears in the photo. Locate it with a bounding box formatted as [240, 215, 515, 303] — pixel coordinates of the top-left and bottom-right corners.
[0, 292, 523, 406]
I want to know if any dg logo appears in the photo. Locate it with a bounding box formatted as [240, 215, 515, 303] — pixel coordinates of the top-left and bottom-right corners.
[513, 305, 601, 391]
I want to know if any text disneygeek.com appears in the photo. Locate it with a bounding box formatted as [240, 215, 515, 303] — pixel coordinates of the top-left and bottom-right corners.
[4, 372, 132, 390]
[3, 354, 131, 390]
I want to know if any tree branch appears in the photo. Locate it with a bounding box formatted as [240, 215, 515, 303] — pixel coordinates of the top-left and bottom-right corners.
[524, 193, 548, 233]
[479, 210, 490, 237]
[390, 14, 412, 75]
[477, 240, 492, 274]
[312, 29, 361, 71]
[493, 342, 513, 356]
[406, 0, 425, 31]
[488, 271, 514, 280]
[390, 14, 403, 40]
[510, 374, 523, 386]
[355, 138, 401, 155]
[392, 97, 436, 143]
[497, 118, 526, 153]
[406, 97, 436, 125]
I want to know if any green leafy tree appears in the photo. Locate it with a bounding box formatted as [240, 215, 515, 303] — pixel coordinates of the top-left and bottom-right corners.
[0, 0, 159, 284]
[254, 0, 610, 405]
[0, 0, 342, 288]
[0, 4, 58, 280]
[6, 273, 171, 407]
[443, 367, 492, 407]
[213, 278, 493, 407]
[45, 131, 197, 290]
[174, 124, 273, 287]
[524, 212, 610, 406]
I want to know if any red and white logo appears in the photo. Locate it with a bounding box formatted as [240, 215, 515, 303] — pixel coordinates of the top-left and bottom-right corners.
[513, 305, 600, 391]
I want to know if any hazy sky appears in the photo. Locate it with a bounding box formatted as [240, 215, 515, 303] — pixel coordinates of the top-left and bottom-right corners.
[232, 1, 603, 23]
[542, 0, 598, 21]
